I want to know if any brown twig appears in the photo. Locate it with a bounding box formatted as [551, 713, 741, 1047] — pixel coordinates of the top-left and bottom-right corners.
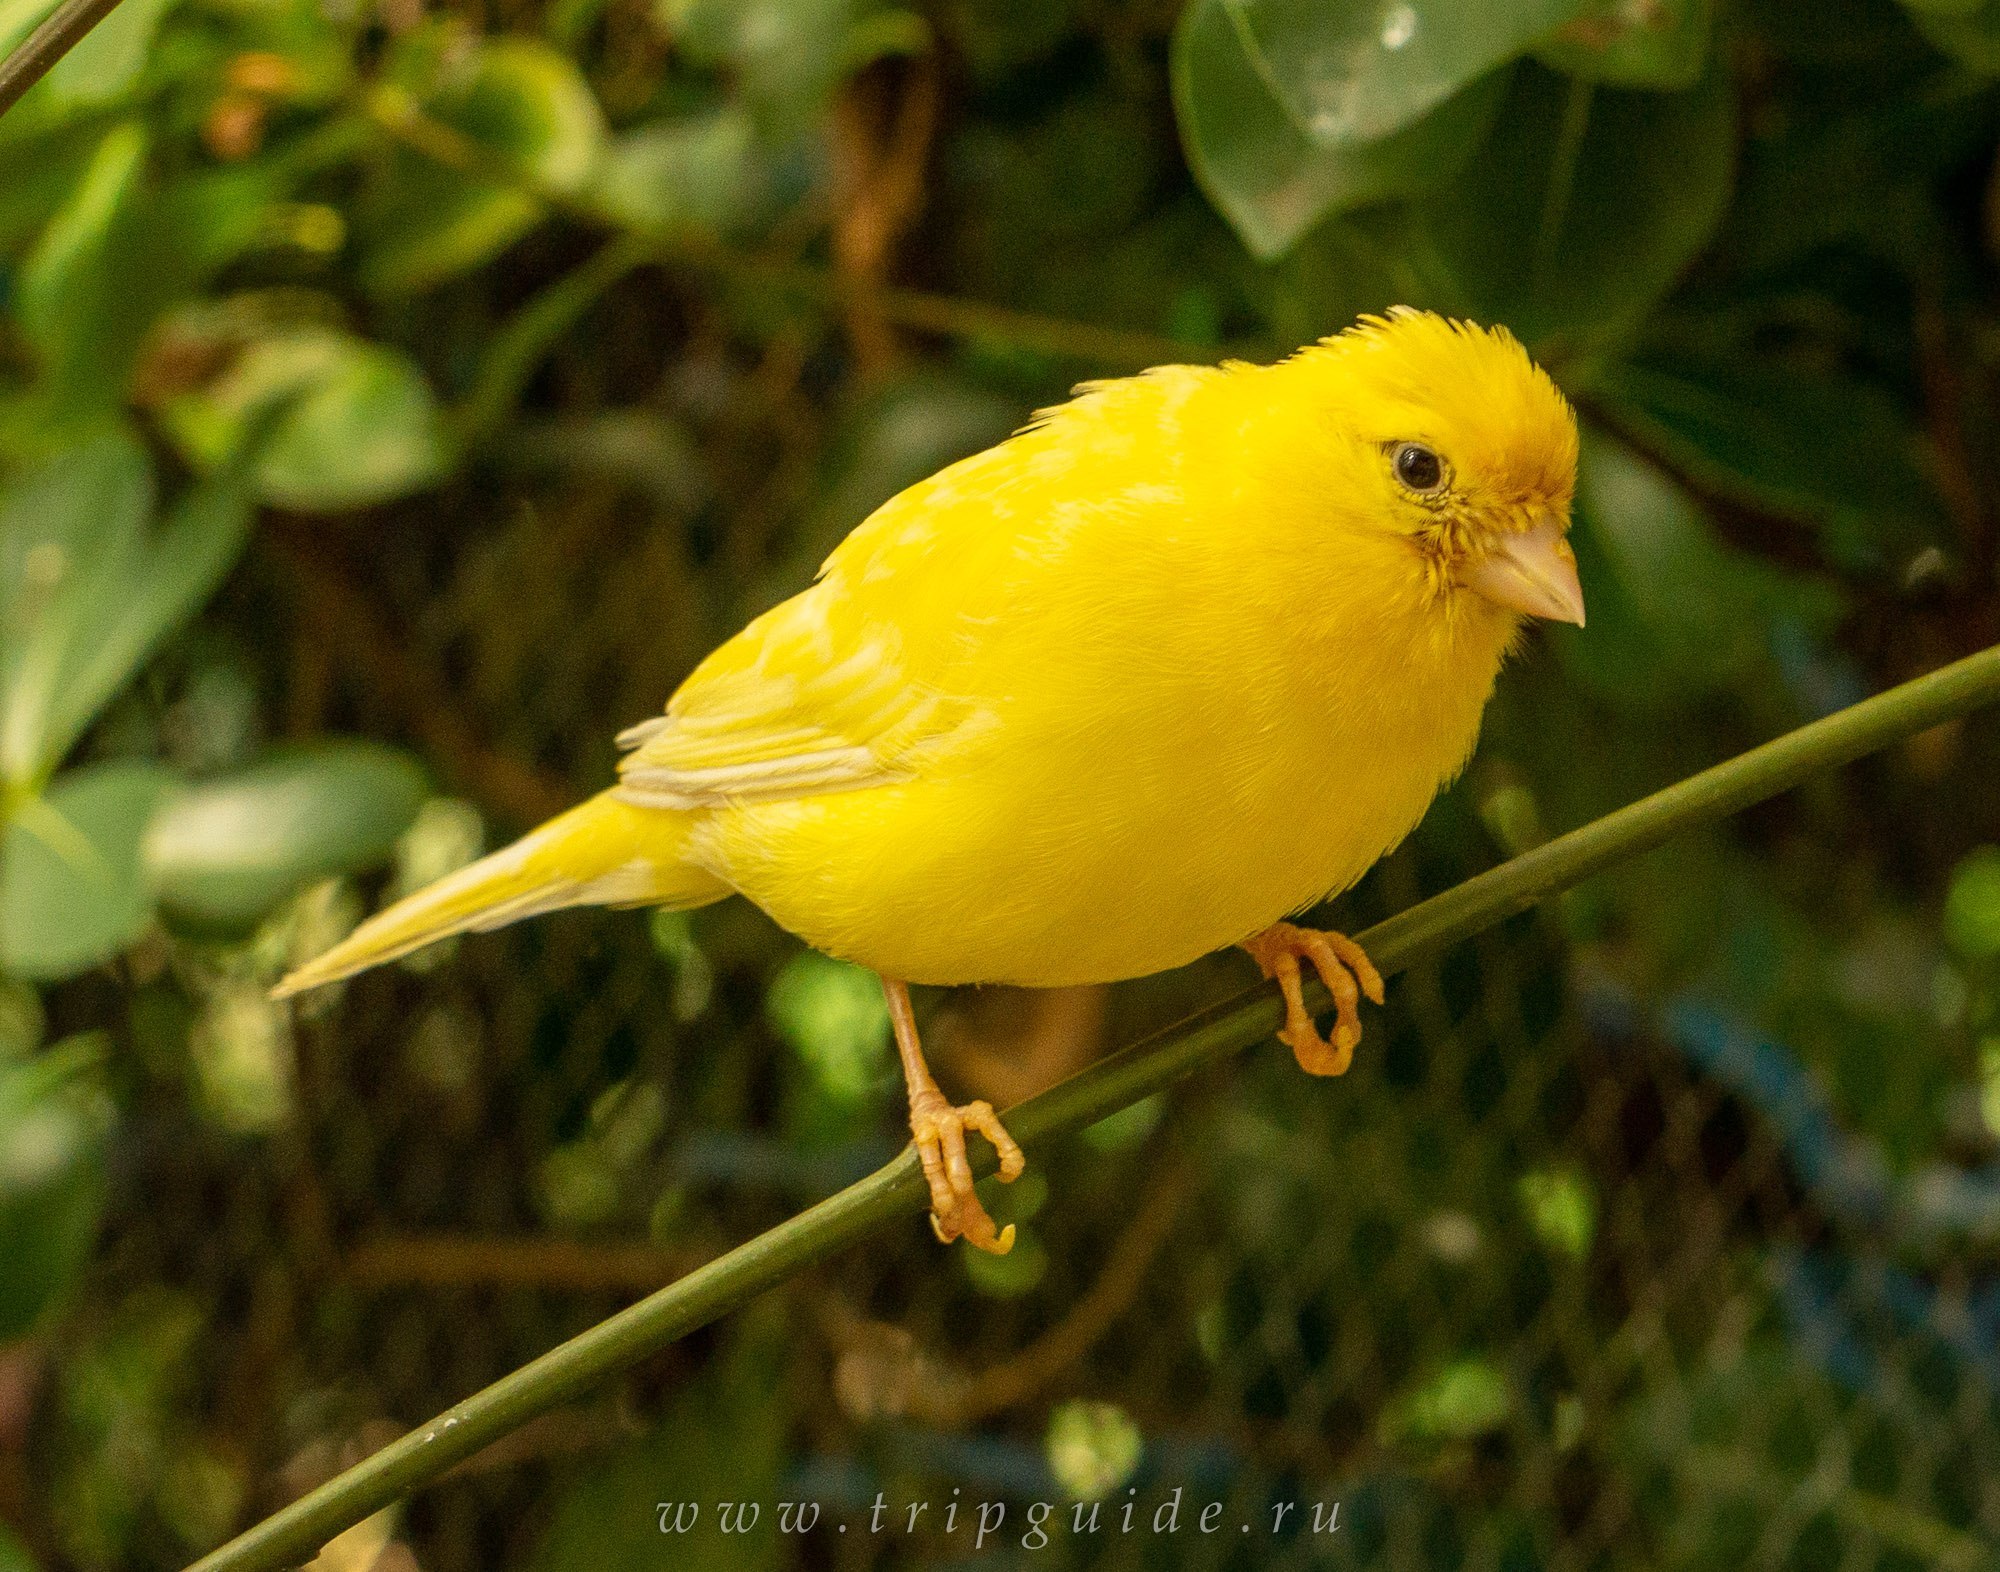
[831, 55, 942, 377]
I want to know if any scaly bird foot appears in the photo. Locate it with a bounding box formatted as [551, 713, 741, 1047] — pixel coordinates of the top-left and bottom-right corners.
[908, 1088, 1025, 1255]
[1241, 921, 1386, 1077]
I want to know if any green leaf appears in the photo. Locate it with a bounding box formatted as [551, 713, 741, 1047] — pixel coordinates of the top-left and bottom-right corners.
[1535, 0, 1712, 87]
[1907, 0, 2000, 70]
[362, 37, 605, 295]
[0, 0, 56, 58]
[591, 108, 759, 236]
[0, 1520, 37, 1572]
[1517, 1167, 1596, 1257]
[661, 0, 884, 125]
[162, 327, 449, 510]
[1173, 0, 1507, 260]
[1180, 0, 1583, 150]
[1383, 1356, 1514, 1442]
[1593, 350, 1945, 572]
[1412, 62, 1734, 350]
[0, 433, 252, 786]
[144, 742, 428, 929]
[0, 762, 177, 979]
[1046, 1399, 1144, 1499]
[1945, 846, 2000, 959]
[44, 0, 178, 106]
[1568, 428, 1842, 696]
[766, 952, 890, 1106]
[14, 120, 163, 413]
[0, 1032, 113, 1339]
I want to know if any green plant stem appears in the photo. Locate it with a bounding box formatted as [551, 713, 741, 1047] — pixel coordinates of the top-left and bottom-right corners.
[0, 0, 128, 116]
[187, 639, 2000, 1572]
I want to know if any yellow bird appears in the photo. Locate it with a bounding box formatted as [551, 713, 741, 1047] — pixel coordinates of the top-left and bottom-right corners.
[275, 308, 1583, 1254]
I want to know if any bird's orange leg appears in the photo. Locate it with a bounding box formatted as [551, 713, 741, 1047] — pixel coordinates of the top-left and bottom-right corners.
[1240, 921, 1386, 1077]
[881, 976, 1026, 1254]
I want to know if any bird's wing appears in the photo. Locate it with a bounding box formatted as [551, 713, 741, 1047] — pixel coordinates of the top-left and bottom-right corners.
[613, 493, 988, 810]
[615, 362, 1217, 811]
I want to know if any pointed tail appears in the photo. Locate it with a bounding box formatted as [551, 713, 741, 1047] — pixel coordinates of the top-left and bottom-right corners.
[271, 792, 727, 998]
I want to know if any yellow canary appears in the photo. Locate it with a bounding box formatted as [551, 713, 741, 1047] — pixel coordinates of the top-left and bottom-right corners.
[276, 308, 1583, 1252]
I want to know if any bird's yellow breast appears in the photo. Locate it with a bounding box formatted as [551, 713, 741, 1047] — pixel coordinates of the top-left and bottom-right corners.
[687, 361, 1521, 986]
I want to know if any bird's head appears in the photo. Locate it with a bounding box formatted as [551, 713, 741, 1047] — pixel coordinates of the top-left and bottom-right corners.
[1292, 308, 1585, 629]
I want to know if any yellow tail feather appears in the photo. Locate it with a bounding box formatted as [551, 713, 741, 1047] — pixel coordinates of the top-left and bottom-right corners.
[270, 793, 727, 998]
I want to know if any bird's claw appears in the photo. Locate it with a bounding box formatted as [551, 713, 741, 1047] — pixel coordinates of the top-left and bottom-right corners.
[909, 1089, 1024, 1254]
[1242, 921, 1385, 1077]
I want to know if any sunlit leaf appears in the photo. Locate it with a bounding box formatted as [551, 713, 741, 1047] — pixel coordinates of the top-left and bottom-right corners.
[1174, 0, 1506, 260]
[144, 742, 429, 929]
[1046, 1400, 1143, 1498]
[766, 951, 890, 1106]
[1945, 846, 2000, 959]
[1383, 1357, 1514, 1441]
[162, 327, 449, 510]
[0, 762, 177, 979]
[1518, 1167, 1596, 1257]
[1413, 62, 1733, 349]
[44, 0, 177, 106]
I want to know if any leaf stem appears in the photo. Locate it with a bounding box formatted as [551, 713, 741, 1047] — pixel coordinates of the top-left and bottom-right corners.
[186, 640, 2000, 1572]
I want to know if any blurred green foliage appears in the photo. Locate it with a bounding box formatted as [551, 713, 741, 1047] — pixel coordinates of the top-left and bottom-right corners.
[0, 0, 1998, 1566]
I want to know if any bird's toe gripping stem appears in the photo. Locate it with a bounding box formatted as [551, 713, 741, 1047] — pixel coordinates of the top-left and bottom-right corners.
[908, 1088, 1026, 1254]
[1241, 921, 1386, 1076]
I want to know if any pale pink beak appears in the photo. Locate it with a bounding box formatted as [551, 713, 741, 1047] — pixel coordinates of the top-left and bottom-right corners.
[1461, 515, 1586, 627]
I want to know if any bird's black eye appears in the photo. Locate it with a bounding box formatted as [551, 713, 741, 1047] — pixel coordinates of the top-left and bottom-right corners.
[1393, 442, 1445, 494]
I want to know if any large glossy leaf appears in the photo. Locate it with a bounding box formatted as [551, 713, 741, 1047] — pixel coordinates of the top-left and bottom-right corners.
[1413, 62, 1733, 350]
[0, 433, 252, 786]
[1563, 428, 1843, 701]
[1179, 0, 1583, 151]
[162, 327, 449, 511]
[0, 761, 177, 979]
[0, 1032, 112, 1338]
[362, 36, 605, 295]
[1593, 350, 1946, 572]
[1174, 0, 1507, 260]
[144, 742, 429, 928]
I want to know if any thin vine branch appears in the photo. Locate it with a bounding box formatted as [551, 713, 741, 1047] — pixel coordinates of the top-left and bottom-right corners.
[187, 639, 2000, 1572]
[0, 0, 129, 116]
